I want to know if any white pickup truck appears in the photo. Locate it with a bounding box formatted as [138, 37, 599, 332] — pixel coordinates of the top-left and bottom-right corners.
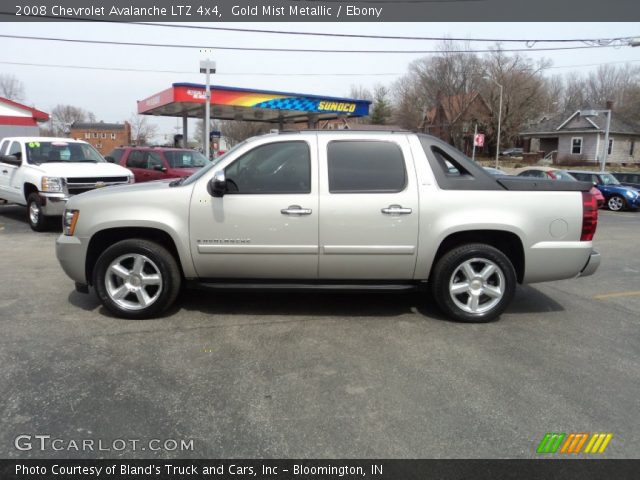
[0, 137, 133, 231]
[56, 131, 600, 322]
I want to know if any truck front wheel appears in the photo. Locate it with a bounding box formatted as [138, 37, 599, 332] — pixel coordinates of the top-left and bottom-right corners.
[93, 239, 181, 319]
[431, 243, 516, 323]
[27, 193, 48, 231]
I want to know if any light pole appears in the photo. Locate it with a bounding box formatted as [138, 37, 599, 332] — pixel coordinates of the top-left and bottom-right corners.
[579, 109, 611, 172]
[484, 76, 503, 169]
[199, 59, 216, 160]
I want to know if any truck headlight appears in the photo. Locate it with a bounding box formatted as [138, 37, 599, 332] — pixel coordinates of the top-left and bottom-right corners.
[63, 209, 79, 236]
[41, 176, 64, 193]
[128, 175, 135, 184]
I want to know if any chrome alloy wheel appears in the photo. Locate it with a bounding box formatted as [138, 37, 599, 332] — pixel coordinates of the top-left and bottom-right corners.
[105, 254, 163, 311]
[607, 196, 624, 211]
[449, 258, 505, 314]
[29, 201, 40, 225]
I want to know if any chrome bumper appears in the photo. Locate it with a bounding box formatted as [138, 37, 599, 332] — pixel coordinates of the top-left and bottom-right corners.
[40, 192, 69, 216]
[578, 250, 600, 278]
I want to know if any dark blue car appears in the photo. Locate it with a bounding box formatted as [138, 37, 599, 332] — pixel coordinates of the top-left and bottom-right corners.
[568, 170, 640, 211]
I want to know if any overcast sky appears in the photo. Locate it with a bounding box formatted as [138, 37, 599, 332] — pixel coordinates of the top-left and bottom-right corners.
[2, 21, 639, 141]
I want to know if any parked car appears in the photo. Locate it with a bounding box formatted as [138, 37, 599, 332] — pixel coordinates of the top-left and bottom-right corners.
[107, 147, 208, 183]
[57, 131, 600, 323]
[611, 172, 640, 189]
[500, 148, 523, 157]
[567, 170, 640, 211]
[515, 167, 604, 208]
[0, 137, 133, 231]
[483, 166, 509, 176]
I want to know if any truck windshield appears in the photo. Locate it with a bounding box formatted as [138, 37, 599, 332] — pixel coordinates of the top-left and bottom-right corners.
[26, 141, 105, 164]
[164, 150, 208, 168]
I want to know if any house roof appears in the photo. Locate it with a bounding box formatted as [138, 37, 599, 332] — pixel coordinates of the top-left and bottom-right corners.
[71, 122, 128, 131]
[521, 109, 640, 136]
[0, 96, 49, 122]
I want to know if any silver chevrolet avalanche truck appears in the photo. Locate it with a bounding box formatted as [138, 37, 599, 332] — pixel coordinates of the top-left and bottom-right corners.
[56, 131, 600, 322]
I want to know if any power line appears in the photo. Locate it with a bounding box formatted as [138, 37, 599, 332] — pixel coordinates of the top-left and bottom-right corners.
[0, 11, 636, 45]
[0, 33, 617, 54]
[0, 60, 400, 76]
[1, 58, 638, 76]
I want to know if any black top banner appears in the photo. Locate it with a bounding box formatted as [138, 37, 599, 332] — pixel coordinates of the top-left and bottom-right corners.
[2, 0, 640, 22]
[2, 459, 640, 480]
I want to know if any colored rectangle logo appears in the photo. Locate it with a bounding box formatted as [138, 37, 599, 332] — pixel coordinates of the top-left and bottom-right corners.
[537, 433, 613, 454]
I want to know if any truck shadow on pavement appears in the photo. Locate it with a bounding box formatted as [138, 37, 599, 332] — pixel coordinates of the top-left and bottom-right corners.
[68, 284, 564, 322]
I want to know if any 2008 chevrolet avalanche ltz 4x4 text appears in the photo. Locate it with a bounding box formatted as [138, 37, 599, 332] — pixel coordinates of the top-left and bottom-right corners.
[55, 131, 600, 322]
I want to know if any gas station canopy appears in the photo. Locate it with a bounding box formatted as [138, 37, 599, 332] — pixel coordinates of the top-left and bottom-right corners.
[138, 83, 371, 126]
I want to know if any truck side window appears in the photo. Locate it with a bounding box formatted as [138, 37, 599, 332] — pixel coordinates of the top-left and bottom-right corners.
[127, 151, 145, 169]
[146, 152, 164, 170]
[225, 141, 311, 194]
[8, 141, 22, 160]
[327, 140, 406, 193]
[0, 140, 8, 155]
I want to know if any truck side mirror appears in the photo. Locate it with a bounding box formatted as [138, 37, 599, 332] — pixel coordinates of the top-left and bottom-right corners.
[207, 170, 227, 197]
[0, 155, 21, 166]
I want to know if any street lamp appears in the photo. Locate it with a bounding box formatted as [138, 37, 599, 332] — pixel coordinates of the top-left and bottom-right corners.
[579, 109, 611, 172]
[199, 59, 216, 160]
[484, 76, 503, 169]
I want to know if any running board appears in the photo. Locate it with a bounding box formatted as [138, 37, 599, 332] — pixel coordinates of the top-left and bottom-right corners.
[187, 280, 420, 292]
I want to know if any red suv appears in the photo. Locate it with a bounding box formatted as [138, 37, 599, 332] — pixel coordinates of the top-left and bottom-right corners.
[106, 147, 208, 183]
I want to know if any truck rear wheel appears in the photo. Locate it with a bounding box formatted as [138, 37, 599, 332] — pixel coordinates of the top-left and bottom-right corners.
[93, 239, 181, 319]
[431, 243, 516, 323]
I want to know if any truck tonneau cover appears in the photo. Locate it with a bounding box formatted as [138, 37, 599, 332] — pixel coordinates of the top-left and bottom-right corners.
[497, 177, 592, 192]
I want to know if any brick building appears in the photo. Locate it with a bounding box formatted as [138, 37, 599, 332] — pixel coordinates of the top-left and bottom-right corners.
[70, 121, 131, 155]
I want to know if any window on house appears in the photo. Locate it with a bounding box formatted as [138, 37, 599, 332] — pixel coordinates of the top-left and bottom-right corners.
[92, 132, 98, 138]
[101, 133, 107, 139]
[96, 143, 102, 149]
[630, 141, 635, 156]
[84, 132, 91, 139]
[111, 133, 117, 140]
[608, 139, 613, 155]
[571, 137, 583, 155]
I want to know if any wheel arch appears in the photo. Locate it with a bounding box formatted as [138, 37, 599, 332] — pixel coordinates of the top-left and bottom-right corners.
[85, 227, 184, 286]
[431, 230, 525, 283]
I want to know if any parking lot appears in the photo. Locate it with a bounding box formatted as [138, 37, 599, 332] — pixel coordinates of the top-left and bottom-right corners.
[0, 203, 638, 459]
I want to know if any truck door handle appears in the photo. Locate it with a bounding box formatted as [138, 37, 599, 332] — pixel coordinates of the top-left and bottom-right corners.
[381, 204, 412, 215]
[2, 170, 7, 174]
[281, 205, 312, 216]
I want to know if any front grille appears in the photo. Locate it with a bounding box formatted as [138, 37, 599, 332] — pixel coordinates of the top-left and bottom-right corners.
[65, 176, 129, 196]
[67, 188, 94, 195]
[66, 177, 129, 185]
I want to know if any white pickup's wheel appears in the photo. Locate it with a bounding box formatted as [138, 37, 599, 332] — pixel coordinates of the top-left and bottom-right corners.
[431, 243, 516, 322]
[27, 193, 47, 231]
[94, 239, 181, 319]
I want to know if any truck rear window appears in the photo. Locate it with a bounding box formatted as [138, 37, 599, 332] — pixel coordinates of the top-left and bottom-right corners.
[327, 140, 406, 193]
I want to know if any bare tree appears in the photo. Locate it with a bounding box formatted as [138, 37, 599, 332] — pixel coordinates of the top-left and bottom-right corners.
[0, 74, 26, 102]
[481, 48, 551, 149]
[129, 114, 158, 146]
[50, 104, 95, 135]
[392, 40, 484, 145]
[219, 121, 271, 147]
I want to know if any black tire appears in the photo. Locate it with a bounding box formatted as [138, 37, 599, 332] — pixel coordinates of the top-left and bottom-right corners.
[93, 239, 182, 319]
[606, 194, 626, 212]
[27, 193, 48, 232]
[431, 243, 516, 323]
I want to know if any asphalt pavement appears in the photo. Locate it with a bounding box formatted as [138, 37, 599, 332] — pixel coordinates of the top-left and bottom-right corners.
[0, 204, 638, 458]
